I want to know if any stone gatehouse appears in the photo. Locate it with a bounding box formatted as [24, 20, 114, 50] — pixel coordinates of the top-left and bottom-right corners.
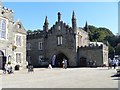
[27, 11, 108, 67]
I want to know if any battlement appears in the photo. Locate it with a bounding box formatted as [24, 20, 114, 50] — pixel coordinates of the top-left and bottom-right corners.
[79, 44, 103, 50]
[1, 6, 14, 22]
[27, 30, 44, 39]
[2, 6, 14, 13]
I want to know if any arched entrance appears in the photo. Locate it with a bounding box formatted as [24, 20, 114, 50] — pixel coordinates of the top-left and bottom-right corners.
[79, 57, 87, 67]
[0, 50, 5, 70]
[55, 53, 69, 67]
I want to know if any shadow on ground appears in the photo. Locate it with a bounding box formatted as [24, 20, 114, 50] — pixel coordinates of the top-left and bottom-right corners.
[111, 73, 120, 80]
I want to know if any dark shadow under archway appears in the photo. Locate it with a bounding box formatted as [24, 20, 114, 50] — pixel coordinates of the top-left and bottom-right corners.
[55, 53, 69, 67]
[0, 50, 6, 70]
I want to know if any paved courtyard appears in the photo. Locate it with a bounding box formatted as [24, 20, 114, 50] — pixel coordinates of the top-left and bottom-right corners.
[0, 67, 120, 88]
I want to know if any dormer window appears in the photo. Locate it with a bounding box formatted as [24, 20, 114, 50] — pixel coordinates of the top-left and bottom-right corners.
[17, 24, 21, 28]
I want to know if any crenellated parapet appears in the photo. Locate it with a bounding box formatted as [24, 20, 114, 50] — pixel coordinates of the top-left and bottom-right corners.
[27, 31, 44, 39]
[1, 6, 14, 22]
[78, 44, 103, 50]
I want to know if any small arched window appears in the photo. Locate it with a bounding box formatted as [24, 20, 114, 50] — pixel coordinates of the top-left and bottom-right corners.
[17, 24, 21, 28]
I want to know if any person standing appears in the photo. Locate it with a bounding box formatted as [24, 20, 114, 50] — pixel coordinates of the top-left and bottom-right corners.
[62, 59, 65, 69]
[48, 63, 52, 69]
[64, 59, 67, 69]
[63, 58, 67, 69]
[108, 58, 112, 69]
[112, 58, 117, 69]
[3, 63, 7, 74]
[52, 55, 56, 67]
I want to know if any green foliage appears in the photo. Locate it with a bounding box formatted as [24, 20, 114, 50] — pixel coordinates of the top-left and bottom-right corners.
[108, 44, 114, 54]
[8, 61, 11, 65]
[88, 25, 114, 42]
[115, 43, 120, 55]
[88, 25, 120, 56]
[27, 30, 32, 33]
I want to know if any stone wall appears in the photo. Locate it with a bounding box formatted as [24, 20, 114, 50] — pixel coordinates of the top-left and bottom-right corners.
[27, 12, 108, 67]
[0, 3, 26, 69]
[27, 38, 44, 67]
[78, 44, 108, 67]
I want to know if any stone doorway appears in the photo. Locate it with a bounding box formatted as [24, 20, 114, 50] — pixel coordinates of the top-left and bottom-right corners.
[0, 50, 6, 70]
[79, 57, 87, 67]
[55, 53, 69, 67]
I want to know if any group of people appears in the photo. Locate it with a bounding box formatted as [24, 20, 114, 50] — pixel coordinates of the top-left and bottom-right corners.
[108, 58, 120, 69]
[48, 58, 68, 69]
[3, 63, 14, 74]
[88, 60, 96, 67]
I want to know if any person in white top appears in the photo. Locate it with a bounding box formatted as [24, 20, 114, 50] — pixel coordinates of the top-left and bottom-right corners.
[112, 58, 117, 69]
[48, 63, 52, 69]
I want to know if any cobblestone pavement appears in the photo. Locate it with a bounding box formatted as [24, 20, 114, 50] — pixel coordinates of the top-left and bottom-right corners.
[1, 67, 120, 88]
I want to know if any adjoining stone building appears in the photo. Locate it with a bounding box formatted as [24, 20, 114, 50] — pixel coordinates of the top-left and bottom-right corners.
[0, 1, 27, 69]
[27, 11, 108, 67]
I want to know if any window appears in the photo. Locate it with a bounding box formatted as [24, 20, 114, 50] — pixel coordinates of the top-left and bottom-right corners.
[27, 56, 31, 64]
[0, 19, 6, 39]
[39, 55, 43, 63]
[16, 35, 22, 46]
[57, 36, 62, 45]
[38, 42, 43, 50]
[27, 43, 31, 50]
[17, 24, 21, 28]
[58, 26, 61, 30]
[16, 53, 21, 63]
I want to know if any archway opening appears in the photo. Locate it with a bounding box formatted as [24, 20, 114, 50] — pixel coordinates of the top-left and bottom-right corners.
[55, 53, 69, 67]
[79, 57, 87, 67]
[0, 50, 6, 70]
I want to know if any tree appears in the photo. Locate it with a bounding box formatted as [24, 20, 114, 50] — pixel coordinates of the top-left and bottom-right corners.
[27, 30, 32, 33]
[88, 25, 114, 42]
[88, 25, 115, 58]
[115, 43, 120, 55]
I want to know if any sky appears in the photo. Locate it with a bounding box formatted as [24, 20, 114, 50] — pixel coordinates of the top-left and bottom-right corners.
[2, 2, 118, 35]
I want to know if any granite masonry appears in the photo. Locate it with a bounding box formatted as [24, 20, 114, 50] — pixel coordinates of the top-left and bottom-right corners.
[27, 11, 108, 67]
[0, 1, 26, 69]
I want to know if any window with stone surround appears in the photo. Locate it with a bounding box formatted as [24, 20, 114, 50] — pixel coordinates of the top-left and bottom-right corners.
[17, 24, 21, 28]
[58, 26, 61, 30]
[27, 43, 31, 50]
[38, 42, 43, 50]
[0, 19, 6, 39]
[15, 34, 22, 46]
[38, 55, 43, 64]
[57, 36, 62, 45]
[16, 53, 21, 63]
